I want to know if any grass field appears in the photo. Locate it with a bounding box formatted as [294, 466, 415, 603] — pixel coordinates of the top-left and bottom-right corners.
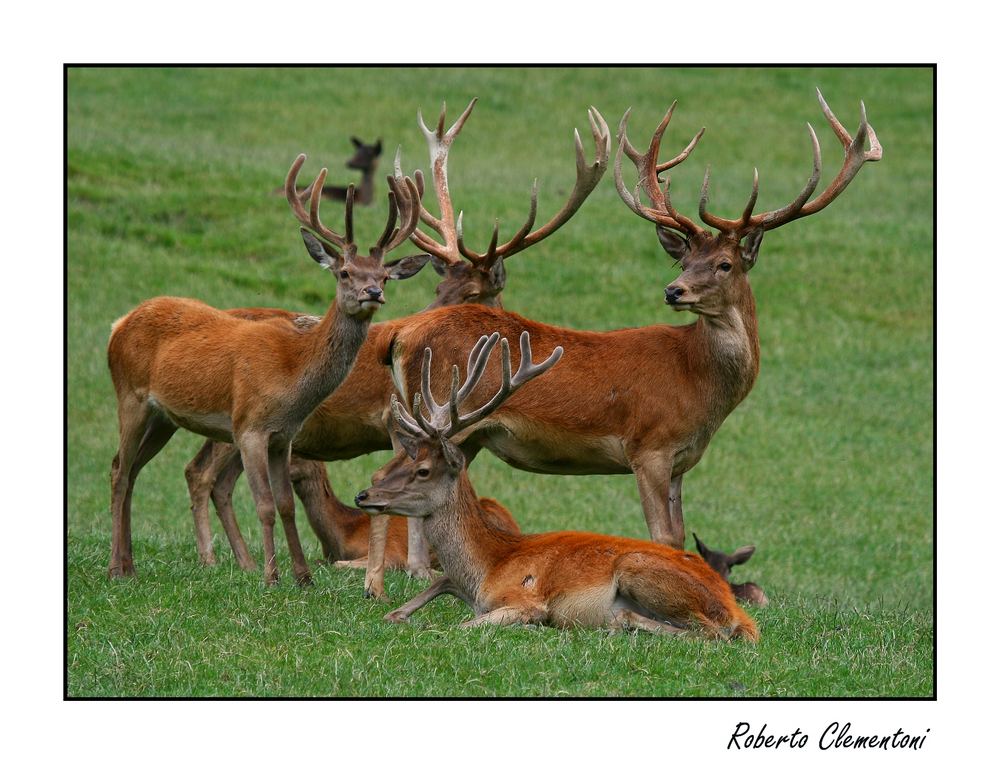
[66, 66, 934, 697]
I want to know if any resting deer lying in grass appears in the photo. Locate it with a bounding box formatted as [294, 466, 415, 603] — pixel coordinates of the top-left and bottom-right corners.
[106, 157, 428, 585]
[179, 100, 608, 579]
[282, 136, 383, 205]
[362, 89, 881, 600]
[355, 332, 758, 640]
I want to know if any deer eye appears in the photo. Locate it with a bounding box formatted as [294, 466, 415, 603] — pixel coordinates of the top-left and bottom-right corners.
[718, 262, 732, 272]
[416, 467, 431, 478]
[339, 269, 350, 279]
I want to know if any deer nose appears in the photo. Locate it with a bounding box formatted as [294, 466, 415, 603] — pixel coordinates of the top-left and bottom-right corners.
[665, 285, 686, 304]
[354, 490, 369, 506]
[363, 286, 384, 303]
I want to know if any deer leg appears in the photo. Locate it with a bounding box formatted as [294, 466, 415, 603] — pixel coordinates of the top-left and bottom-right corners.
[406, 518, 434, 580]
[210, 448, 256, 571]
[668, 475, 685, 549]
[632, 452, 684, 549]
[290, 458, 342, 563]
[364, 514, 391, 601]
[268, 443, 312, 586]
[184, 440, 221, 565]
[384, 575, 470, 623]
[237, 431, 280, 585]
[610, 608, 687, 636]
[458, 605, 544, 629]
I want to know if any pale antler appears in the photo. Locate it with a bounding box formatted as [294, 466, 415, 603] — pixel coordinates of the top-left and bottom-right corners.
[698, 88, 882, 235]
[396, 101, 610, 267]
[390, 332, 564, 440]
[615, 102, 706, 236]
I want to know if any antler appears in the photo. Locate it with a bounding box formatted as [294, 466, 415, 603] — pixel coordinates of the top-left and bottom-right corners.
[390, 332, 564, 441]
[615, 102, 706, 236]
[286, 153, 421, 260]
[285, 154, 354, 251]
[698, 88, 882, 236]
[396, 101, 610, 267]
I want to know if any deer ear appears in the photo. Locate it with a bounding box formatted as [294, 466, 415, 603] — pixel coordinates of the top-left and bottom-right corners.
[300, 229, 341, 271]
[440, 437, 466, 474]
[430, 257, 449, 277]
[385, 254, 430, 280]
[488, 257, 507, 291]
[656, 227, 690, 261]
[741, 227, 764, 270]
[729, 545, 756, 567]
[373, 139, 383, 156]
[394, 429, 421, 461]
[693, 533, 709, 558]
[350, 136, 363, 148]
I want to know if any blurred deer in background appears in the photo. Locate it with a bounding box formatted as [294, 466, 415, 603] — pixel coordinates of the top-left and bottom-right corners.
[106, 157, 427, 585]
[181, 100, 608, 580]
[282, 136, 384, 205]
[356, 332, 758, 640]
[365, 89, 881, 600]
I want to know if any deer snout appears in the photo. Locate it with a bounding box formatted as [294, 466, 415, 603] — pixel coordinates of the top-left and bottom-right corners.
[664, 285, 686, 304]
[362, 286, 385, 304]
[354, 490, 370, 506]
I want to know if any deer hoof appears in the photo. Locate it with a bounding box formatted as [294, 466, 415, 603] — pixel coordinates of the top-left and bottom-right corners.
[384, 610, 409, 624]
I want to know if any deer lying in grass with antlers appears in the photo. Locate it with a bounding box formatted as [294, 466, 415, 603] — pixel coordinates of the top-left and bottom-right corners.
[179, 99, 608, 579]
[361, 89, 881, 602]
[355, 332, 758, 640]
[106, 159, 429, 585]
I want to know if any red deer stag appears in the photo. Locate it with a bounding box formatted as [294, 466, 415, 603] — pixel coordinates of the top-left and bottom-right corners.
[106, 157, 427, 585]
[179, 100, 609, 582]
[355, 332, 758, 640]
[282, 136, 383, 205]
[364, 89, 881, 600]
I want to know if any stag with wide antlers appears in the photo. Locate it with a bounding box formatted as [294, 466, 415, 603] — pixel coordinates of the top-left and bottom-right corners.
[365, 89, 881, 601]
[354, 332, 758, 640]
[106, 157, 428, 585]
[177, 100, 609, 580]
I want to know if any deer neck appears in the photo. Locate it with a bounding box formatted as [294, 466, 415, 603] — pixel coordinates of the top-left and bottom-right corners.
[356, 167, 376, 205]
[291, 300, 370, 421]
[690, 285, 760, 406]
[422, 472, 519, 604]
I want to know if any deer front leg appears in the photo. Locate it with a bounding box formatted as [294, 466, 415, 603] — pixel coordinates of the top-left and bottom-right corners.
[459, 605, 545, 628]
[668, 474, 685, 549]
[238, 431, 280, 585]
[632, 452, 684, 549]
[385, 575, 471, 623]
[268, 443, 312, 586]
[406, 517, 434, 579]
[364, 514, 390, 601]
[610, 608, 687, 636]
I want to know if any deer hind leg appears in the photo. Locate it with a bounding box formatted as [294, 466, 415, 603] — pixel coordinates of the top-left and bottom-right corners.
[632, 452, 684, 549]
[384, 575, 471, 623]
[109, 398, 176, 578]
[209, 447, 255, 571]
[614, 551, 755, 641]
[184, 440, 221, 565]
[609, 608, 687, 636]
[459, 605, 545, 629]
[268, 442, 312, 586]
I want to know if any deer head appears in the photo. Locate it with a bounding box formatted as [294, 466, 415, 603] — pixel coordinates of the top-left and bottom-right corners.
[355, 331, 563, 515]
[693, 533, 769, 607]
[395, 99, 610, 310]
[285, 154, 430, 317]
[347, 136, 383, 171]
[615, 90, 882, 318]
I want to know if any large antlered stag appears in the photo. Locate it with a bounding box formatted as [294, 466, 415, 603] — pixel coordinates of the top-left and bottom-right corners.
[355, 332, 758, 640]
[364, 89, 881, 599]
[177, 100, 610, 578]
[106, 159, 429, 585]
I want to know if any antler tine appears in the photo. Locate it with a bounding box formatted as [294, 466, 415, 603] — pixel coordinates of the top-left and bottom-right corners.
[285, 155, 347, 250]
[444, 332, 564, 438]
[307, 167, 354, 249]
[393, 149, 453, 261]
[492, 107, 611, 258]
[614, 107, 704, 236]
[792, 89, 883, 220]
[390, 394, 431, 439]
[457, 333, 501, 400]
[456, 212, 501, 266]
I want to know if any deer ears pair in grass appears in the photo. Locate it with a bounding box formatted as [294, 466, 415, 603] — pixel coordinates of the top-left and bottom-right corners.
[656, 226, 765, 271]
[300, 228, 431, 280]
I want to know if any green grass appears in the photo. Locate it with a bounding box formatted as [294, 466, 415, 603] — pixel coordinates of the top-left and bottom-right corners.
[67, 66, 933, 697]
